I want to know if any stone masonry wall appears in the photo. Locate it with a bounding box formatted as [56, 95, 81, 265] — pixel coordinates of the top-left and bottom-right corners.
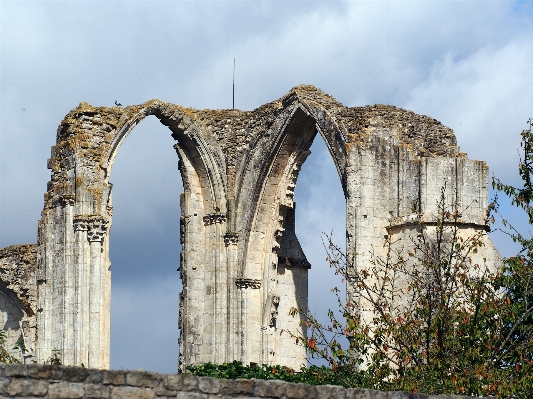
[0, 363, 492, 399]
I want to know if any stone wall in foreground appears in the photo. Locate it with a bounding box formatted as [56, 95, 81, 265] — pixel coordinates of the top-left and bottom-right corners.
[0, 363, 492, 399]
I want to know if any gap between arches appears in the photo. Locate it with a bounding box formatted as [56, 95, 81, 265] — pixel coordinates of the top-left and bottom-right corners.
[108, 116, 182, 373]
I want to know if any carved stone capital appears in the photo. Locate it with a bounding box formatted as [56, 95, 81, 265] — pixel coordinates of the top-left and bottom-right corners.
[235, 278, 261, 289]
[87, 215, 109, 242]
[73, 215, 89, 232]
[203, 213, 227, 226]
[269, 295, 280, 327]
[224, 232, 239, 246]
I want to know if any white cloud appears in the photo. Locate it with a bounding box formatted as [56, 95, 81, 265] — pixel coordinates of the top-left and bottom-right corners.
[402, 39, 533, 185]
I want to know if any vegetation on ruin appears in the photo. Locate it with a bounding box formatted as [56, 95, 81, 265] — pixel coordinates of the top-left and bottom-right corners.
[188, 120, 533, 398]
[0, 330, 21, 364]
[185, 360, 355, 386]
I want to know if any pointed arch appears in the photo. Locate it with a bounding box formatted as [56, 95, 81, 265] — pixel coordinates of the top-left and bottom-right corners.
[233, 95, 347, 281]
[229, 93, 348, 366]
[103, 101, 227, 214]
[32, 85, 497, 371]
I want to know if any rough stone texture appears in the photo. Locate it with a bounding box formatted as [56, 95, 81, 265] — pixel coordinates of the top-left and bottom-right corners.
[0, 84, 501, 371]
[0, 245, 37, 363]
[0, 363, 494, 399]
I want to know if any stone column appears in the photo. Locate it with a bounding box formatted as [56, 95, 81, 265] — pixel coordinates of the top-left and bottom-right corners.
[72, 215, 89, 367]
[87, 216, 108, 369]
[60, 197, 74, 365]
[202, 212, 227, 363]
[224, 231, 239, 362]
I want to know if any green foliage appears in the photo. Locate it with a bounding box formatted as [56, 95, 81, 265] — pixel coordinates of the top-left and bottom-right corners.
[185, 360, 367, 387]
[489, 118, 533, 397]
[293, 196, 510, 396]
[0, 330, 21, 364]
[46, 348, 62, 365]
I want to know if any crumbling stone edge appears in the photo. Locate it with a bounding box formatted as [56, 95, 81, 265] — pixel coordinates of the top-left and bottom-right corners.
[0, 363, 493, 399]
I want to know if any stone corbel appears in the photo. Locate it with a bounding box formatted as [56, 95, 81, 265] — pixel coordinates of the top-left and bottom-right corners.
[235, 278, 261, 289]
[203, 213, 227, 226]
[272, 228, 284, 253]
[180, 217, 186, 245]
[286, 182, 296, 199]
[223, 232, 239, 246]
[278, 256, 311, 269]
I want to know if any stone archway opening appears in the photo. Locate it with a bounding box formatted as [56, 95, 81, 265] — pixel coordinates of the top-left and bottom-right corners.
[293, 134, 346, 364]
[108, 116, 182, 373]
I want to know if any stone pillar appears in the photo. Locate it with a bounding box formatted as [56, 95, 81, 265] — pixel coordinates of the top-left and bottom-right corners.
[36, 200, 75, 364]
[73, 216, 89, 367]
[202, 212, 227, 363]
[87, 216, 108, 369]
[60, 197, 75, 366]
[223, 231, 238, 361]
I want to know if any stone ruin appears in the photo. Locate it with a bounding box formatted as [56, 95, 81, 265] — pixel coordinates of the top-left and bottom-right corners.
[0, 85, 500, 370]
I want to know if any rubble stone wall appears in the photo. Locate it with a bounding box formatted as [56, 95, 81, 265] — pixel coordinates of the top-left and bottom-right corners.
[0, 245, 37, 363]
[0, 363, 492, 399]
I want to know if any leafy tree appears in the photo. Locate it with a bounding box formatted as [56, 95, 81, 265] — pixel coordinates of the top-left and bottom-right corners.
[288, 120, 533, 397]
[490, 117, 533, 396]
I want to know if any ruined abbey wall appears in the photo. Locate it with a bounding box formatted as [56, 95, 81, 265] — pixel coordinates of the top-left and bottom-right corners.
[0, 85, 501, 370]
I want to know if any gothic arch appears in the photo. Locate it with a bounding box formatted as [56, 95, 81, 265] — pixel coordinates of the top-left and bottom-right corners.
[31, 85, 500, 371]
[100, 101, 227, 215]
[228, 92, 349, 365]
[233, 97, 347, 276]
[36, 100, 228, 368]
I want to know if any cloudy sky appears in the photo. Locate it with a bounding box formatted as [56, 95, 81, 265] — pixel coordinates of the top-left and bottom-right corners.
[1, 0, 532, 373]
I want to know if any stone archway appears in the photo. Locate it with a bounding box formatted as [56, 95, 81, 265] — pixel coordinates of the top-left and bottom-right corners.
[35, 101, 226, 368]
[34, 85, 500, 370]
[231, 99, 348, 367]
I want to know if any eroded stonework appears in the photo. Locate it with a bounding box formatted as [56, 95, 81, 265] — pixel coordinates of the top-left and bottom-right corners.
[0, 85, 500, 369]
[0, 245, 37, 363]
